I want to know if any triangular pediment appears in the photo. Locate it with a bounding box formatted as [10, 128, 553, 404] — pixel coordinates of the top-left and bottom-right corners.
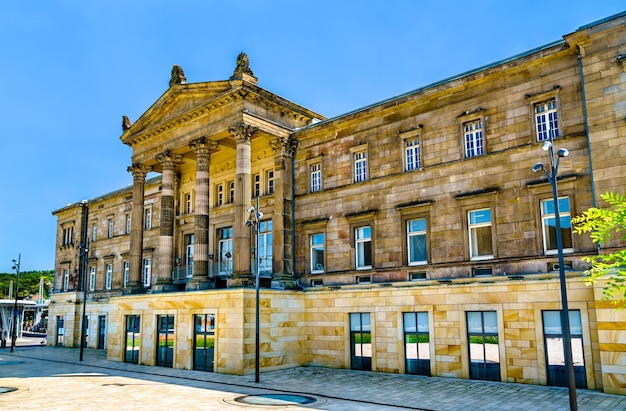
[120, 81, 235, 146]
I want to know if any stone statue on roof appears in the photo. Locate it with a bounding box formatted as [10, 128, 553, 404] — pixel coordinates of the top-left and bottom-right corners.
[233, 52, 254, 77]
[169, 64, 187, 87]
[122, 115, 132, 131]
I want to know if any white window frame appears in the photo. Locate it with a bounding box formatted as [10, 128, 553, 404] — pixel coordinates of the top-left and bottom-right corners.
[228, 181, 235, 204]
[464, 119, 484, 158]
[253, 174, 261, 197]
[468, 208, 494, 260]
[535, 99, 560, 142]
[123, 261, 129, 288]
[91, 221, 97, 242]
[89, 266, 96, 291]
[310, 233, 325, 273]
[106, 216, 114, 238]
[355, 225, 372, 270]
[541, 197, 574, 255]
[405, 137, 421, 171]
[144, 207, 152, 230]
[310, 162, 321, 192]
[217, 183, 224, 206]
[185, 234, 194, 267]
[125, 214, 131, 235]
[63, 268, 70, 291]
[266, 170, 274, 195]
[142, 258, 151, 287]
[407, 218, 427, 265]
[185, 192, 192, 214]
[218, 227, 233, 275]
[258, 220, 273, 274]
[353, 150, 368, 183]
[105, 263, 112, 290]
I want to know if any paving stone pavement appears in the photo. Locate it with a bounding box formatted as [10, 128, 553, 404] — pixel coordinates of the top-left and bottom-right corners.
[1, 346, 625, 410]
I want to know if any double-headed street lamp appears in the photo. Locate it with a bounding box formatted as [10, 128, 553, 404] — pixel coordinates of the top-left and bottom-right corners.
[532, 135, 577, 411]
[10, 254, 21, 353]
[246, 198, 263, 383]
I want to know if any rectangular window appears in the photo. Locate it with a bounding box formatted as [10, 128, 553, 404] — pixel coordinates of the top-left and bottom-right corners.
[535, 99, 559, 142]
[467, 311, 500, 381]
[62, 226, 74, 246]
[125, 214, 131, 234]
[89, 266, 96, 291]
[407, 218, 427, 265]
[350, 313, 372, 371]
[194, 314, 215, 372]
[253, 174, 261, 197]
[143, 258, 151, 287]
[105, 263, 112, 290]
[310, 233, 325, 273]
[217, 184, 224, 206]
[404, 312, 431, 376]
[464, 120, 484, 158]
[218, 227, 233, 275]
[144, 207, 152, 230]
[91, 221, 97, 242]
[228, 181, 235, 204]
[123, 261, 129, 288]
[258, 220, 273, 274]
[310, 163, 321, 192]
[542, 310, 587, 388]
[354, 151, 368, 182]
[405, 137, 421, 171]
[185, 192, 192, 214]
[106, 216, 114, 238]
[541, 197, 573, 255]
[63, 268, 70, 291]
[356, 226, 372, 269]
[125, 315, 140, 364]
[267, 170, 274, 194]
[468, 209, 493, 260]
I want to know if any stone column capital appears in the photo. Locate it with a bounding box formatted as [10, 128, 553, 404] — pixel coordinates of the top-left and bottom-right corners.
[270, 136, 298, 158]
[189, 137, 218, 156]
[229, 121, 259, 144]
[156, 152, 183, 169]
[127, 164, 152, 180]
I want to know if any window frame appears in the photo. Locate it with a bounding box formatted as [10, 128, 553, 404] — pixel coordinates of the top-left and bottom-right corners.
[125, 213, 131, 235]
[266, 170, 274, 195]
[463, 119, 485, 158]
[399, 127, 423, 172]
[468, 208, 495, 261]
[216, 183, 224, 206]
[407, 217, 428, 266]
[144, 207, 152, 230]
[142, 258, 151, 287]
[258, 220, 273, 274]
[350, 144, 369, 183]
[218, 226, 233, 275]
[540, 196, 574, 255]
[309, 159, 322, 193]
[310, 232, 325, 274]
[105, 263, 112, 290]
[106, 215, 114, 238]
[228, 181, 235, 204]
[123, 261, 129, 288]
[527, 88, 561, 143]
[466, 310, 501, 381]
[355, 225, 372, 270]
[89, 266, 96, 291]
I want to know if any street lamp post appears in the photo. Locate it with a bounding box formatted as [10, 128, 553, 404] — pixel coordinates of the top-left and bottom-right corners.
[246, 198, 263, 383]
[10, 254, 21, 353]
[532, 133, 577, 411]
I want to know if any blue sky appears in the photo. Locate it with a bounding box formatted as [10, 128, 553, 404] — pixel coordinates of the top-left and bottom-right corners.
[0, 1, 623, 272]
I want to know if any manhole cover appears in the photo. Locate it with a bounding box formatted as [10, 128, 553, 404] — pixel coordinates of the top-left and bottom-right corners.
[0, 387, 18, 394]
[234, 394, 317, 406]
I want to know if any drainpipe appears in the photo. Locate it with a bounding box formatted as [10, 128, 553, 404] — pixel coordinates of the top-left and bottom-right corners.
[577, 46, 600, 254]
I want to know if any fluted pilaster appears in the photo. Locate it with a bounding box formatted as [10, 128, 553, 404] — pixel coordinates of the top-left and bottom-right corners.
[127, 164, 151, 293]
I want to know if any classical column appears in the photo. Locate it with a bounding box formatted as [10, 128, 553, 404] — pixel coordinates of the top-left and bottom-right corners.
[155, 152, 181, 291]
[127, 164, 151, 293]
[229, 121, 258, 278]
[270, 136, 298, 288]
[189, 138, 218, 289]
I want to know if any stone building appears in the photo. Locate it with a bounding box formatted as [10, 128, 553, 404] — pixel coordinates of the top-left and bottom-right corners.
[50, 12, 626, 394]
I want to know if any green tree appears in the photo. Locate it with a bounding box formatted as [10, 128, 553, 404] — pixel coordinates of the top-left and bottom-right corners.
[573, 192, 626, 304]
[0, 270, 54, 300]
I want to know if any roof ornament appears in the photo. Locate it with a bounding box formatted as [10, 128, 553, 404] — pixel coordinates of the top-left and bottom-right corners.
[169, 64, 187, 87]
[233, 52, 254, 77]
[122, 115, 132, 131]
